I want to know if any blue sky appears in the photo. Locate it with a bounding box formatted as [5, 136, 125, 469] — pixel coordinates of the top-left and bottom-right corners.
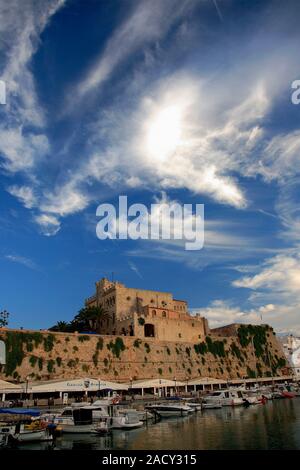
[0, 0, 300, 334]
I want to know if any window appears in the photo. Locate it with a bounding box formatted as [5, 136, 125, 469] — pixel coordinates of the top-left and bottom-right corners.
[162, 311, 166, 318]
[144, 323, 155, 337]
[127, 296, 131, 301]
[152, 310, 156, 317]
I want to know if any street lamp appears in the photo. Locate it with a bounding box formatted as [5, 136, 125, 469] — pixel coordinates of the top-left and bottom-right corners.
[173, 376, 177, 396]
[130, 377, 133, 398]
[25, 375, 30, 407]
[98, 378, 101, 398]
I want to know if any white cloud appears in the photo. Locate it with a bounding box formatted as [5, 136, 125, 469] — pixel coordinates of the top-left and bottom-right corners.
[4, 253, 38, 270]
[233, 251, 300, 297]
[7, 184, 37, 209]
[191, 300, 266, 329]
[34, 213, 61, 237]
[68, 0, 195, 108]
[0, 0, 65, 173]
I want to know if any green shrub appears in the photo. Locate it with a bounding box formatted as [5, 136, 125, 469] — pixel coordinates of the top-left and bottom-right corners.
[56, 357, 62, 367]
[194, 342, 208, 355]
[47, 360, 55, 373]
[144, 343, 151, 354]
[158, 368, 163, 375]
[29, 356, 38, 368]
[38, 357, 43, 371]
[138, 317, 145, 326]
[43, 334, 55, 352]
[246, 366, 256, 378]
[108, 337, 125, 358]
[78, 335, 90, 342]
[67, 359, 77, 368]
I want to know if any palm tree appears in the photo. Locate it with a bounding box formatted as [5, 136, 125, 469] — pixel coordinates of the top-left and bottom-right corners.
[71, 306, 106, 332]
[49, 320, 70, 332]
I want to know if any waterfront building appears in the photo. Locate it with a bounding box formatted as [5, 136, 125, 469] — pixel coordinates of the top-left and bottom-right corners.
[281, 335, 300, 378]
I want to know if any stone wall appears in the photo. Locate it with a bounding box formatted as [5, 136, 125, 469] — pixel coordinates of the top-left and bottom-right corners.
[0, 324, 289, 383]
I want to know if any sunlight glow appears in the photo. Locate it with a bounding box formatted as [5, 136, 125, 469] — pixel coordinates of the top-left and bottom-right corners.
[145, 106, 182, 162]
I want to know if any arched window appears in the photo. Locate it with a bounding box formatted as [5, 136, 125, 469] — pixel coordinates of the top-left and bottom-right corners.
[152, 310, 156, 317]
[162, 311, 167, 318]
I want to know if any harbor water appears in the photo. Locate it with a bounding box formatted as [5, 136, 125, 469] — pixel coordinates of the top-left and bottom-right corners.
[15, 399, 300, 450]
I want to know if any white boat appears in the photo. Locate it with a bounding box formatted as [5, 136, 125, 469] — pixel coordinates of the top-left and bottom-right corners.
[53, 408, 95, 434]
[145, 403, 193, 417]
[202, 402, 222, 409]
[51, 403, 143, 432]
[109, 410, 143, 429]
[204, 389, 244, 407]
[184, 402, 202, 411]
[240, 390, 261, 405]
[0, 421, 53, 443]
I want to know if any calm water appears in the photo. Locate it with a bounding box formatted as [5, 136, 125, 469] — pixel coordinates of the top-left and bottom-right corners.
[16, 399, 300, 450]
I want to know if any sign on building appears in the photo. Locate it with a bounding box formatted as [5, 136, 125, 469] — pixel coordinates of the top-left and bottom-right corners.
[0, 340, 6, 364]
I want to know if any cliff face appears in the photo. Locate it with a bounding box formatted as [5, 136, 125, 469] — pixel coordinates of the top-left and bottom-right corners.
[0, 325, 289, 383]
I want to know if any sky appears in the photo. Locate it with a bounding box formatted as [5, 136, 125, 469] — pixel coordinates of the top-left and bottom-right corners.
[0, 0, 300, 335]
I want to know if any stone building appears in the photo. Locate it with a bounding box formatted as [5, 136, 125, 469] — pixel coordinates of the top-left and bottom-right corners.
[85, 277, 209, 342]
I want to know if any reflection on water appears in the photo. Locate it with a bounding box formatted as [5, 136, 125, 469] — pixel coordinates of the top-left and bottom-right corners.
[9, 400, 300, 450]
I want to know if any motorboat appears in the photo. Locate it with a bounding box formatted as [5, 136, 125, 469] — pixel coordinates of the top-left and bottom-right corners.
[184, 402, 202, 411]
[50, 403, 143, 432]
[108, 410, 143, 429]
[201, 401, 222, 409]
[273, 385, 296, 399]
[145, 403, 193, 417]
[0, 420, 53, 443]
[53, 407, 95, 434]
[203, 389, 244, 407]
[240, 390, 261, 405]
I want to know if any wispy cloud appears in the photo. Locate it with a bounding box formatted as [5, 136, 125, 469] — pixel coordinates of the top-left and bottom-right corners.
[4, 254, 39, 271]
[128, 261, 143, 279]
[0, 0, 65, 172]
[66, 0, 195, 111]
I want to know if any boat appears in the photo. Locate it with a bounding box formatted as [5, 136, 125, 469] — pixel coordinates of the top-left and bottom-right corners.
[50, 403, 143, 432]
[145, 403, 193, 417]
[240, 390, 261, 405]
[273, 385, 296, 399]
[201, 402, 222, 409]
[53, 407, 95, 434]
[184, 402, 202, 411]
[0, 420, 53, 443]
[108, 410, 143, 429]
[203, 389, 244, 407]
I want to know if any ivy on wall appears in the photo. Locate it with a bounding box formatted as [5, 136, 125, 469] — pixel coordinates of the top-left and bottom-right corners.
[107, 337, 125, 358]
[1, 331, 49, 377]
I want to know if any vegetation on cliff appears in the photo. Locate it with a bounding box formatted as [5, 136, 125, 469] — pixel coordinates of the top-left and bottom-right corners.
[49, 306, 106, 333]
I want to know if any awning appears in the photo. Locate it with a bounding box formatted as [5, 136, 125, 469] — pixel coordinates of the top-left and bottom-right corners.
[187, 377, 227, 386]
[130, 378, 185, 389]
[27, 377, 128, 393]
[0, 379, 23, 392]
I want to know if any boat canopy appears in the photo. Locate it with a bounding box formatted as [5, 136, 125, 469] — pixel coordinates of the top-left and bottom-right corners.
[0, 408, 40, 416]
